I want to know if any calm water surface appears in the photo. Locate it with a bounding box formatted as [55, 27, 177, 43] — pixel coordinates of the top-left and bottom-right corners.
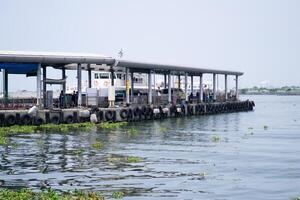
[0, 95, 300, 200]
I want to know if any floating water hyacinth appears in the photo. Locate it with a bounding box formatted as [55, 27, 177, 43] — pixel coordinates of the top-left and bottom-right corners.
[0, 188, 105, 200]
[112, 191, 125, 199]
[211, 135, 221, 142]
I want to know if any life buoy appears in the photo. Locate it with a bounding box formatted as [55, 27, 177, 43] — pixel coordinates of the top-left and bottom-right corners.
[105, 110, 115, 121]
[104, 81, 109, 87]
[94, 80, 99, 87]
[120, 109, 128, 119]
[21, 114, 32, 125]
[51, 116, 60, 124]
[5, 114, 16, 126]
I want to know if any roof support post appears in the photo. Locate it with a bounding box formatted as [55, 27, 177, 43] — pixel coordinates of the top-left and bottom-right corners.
[130, 70, 134, 102]
[36, 64, 41, 107]
[235, 75, 239, 100]
[77, 63, 82, 107]
[2, 69, 8, 101]
[164, 74, 167, 89]
[42, 66, 47, 108]
[125, 67, 130, 104]
[224, 74, 228, 101]
[213, 73, 216, 101]
[191, 75, 194, 95]
[110, 67, 114, 86]
[87, 64, 92, 88]
[199, 74, 203, 102]
[62, 67, 66, 93]
[148, 70, 152, 105]
[168, 72, 172, 104]
[178, 75, 181, 89]
[184, 73, 188, 102]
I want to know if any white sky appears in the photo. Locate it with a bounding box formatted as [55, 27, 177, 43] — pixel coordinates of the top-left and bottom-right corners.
[0, 0, 299, 91]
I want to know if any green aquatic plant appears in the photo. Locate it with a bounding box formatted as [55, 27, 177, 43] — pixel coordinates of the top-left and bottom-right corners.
[248, 127, 253, 130]
[0, 188, 105, 200]
[112, 191, 124, 199]
[98, 122, 128, 129]
[211, 135, 221, 142]
[158, 126, 168, 133]
[107, 154, 143, 164]
[263, 125, 268, 130]
[292, 197, 300, 200]
[91, 141, 103, 149]
[0, 135, 7, 145]
[126, 156, 142, 163]
[127, 128, 138, 136]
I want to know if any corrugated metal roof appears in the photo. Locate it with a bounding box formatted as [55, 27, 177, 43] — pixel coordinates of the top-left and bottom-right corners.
[0, 51, 243, 76]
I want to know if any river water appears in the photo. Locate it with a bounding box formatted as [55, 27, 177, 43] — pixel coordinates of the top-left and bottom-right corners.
[0, 95, 299, 200]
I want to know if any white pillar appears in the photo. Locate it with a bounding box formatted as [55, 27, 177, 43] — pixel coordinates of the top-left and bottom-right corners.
[236, 75, 239, 100]
[148, 71, 152, 104]
[130, 70, 134, 102]
[77, 63, 82, 107]
[36, 64, 41, 107]
[213, 73, 216, 101]
[125, 68, 130, 104]
[225, 74, 228, 101]
[184, 73, 188, 101]
[199, 74, 203, 102]
[168, 73, 172, 103]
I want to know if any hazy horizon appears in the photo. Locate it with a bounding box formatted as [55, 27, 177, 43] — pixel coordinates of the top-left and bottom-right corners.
[0, 0, 299, 91]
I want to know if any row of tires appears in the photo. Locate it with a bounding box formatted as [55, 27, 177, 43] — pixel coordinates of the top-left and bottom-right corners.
[0, 101, 255, 126]
[0, 112, 87, 127]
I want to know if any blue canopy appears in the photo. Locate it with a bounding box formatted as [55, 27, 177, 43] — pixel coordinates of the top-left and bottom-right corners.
[0, 62, 38, 74]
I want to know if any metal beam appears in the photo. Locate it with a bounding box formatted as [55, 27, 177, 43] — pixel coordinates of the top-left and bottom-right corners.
[42, 66, 47, 107]
[225, 74, 228, 101]
[184, 73, 188, 101]
[87, 64, 92, 88]
[77, 63, 82, 106]
[148, 70, 152, 104]
[199, 74, 203, 102]
[168, 73, 172, 104]
[62, 67, 66, 93]
[191, 75, 194, 95]
[36, 64, 41, 107]
[110, 67, 114, 86]
[235, 75, 239, 100]
[213, 74, 216, 101]
[125, 68, 130, 104]
[130, 70, 134, 102]
[2, 69, 8, 100]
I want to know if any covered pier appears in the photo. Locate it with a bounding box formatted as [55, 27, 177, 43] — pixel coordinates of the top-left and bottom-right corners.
[0, 51, 254, 126]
